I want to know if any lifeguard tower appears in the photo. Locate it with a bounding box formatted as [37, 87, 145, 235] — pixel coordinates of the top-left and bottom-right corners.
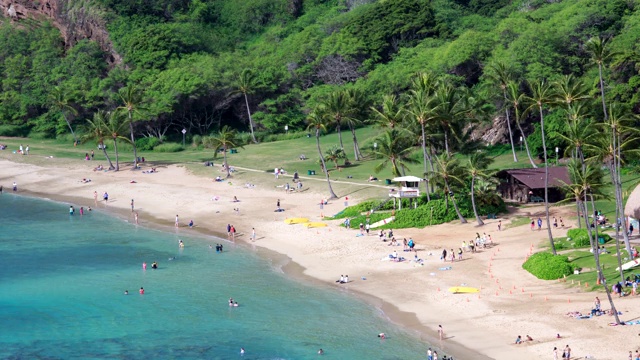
[388, 176, 423, 209]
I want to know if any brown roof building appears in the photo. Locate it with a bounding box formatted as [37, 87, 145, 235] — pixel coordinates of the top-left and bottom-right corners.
[496, 167, 570, 203]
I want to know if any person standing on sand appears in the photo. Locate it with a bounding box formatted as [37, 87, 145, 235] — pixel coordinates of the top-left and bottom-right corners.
[227, 224, 231, 238]
[131, 199, 134, 212]
[103, 192, 109, 202]
[530, 219, 535, 231]
[25, 145, 29, 155]
[94, 191, 98, 205]
[175, 215, 179, 228]
[553, 347, 558, 360]
[438, 325, 444, 340]
[498, 220, 502, 231]
[563, 345, 571, 359]
[450, 249, 455, 262]
[13, 182, 17, 191]
[231, 225, 236, 240]
[427, 348, 433, 360]
[90, 150, 94, 160]
[537, 217, 542, 230]
[134, 212, 139, 224]
[441, 249, 447, 261]
[251, 228, 256, 241]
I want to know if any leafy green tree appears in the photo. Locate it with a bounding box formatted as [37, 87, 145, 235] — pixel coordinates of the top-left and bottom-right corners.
[103, 111, 131, 171]
[405, 88, 439, 201]
[232, 69, 259, 143]
[486, 61, 518, 162]
[325, 145, 346, 169]
[343, 88, 370, 161]
[505, 82, 537, 168]
[524, 79, 557, 255]
[433, 83, 467, 155]
[320, 90, 353, 157]
[82, 111, 115, 170]
[430, 153, 467, 224]
[466, 152, 493, 226]
[371, 129, 417, 178]
[306, 109, 338, 199]
[117, 85, 146, 170]
[205, 126, 242, 178]
[586, 36, 617, 120]
[371, 95, 405, 130]
[48, 86, 79, 144]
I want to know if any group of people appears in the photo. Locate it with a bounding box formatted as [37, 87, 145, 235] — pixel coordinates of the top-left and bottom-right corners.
[336, 275, 349, 283]
[17, 144, 29, 155]
[228, 298, 239, 307]
[226, 224, 237, 240]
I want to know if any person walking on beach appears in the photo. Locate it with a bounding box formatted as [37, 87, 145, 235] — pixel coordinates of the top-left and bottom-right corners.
[497, 219, 502, 231]
[530, 219, 535, 231]
[563, 345, 571, 359]
[131, 199, 134, 212]
[276, 199, 281, 210]
[251, 227, 256, 241]
[537, 217, 542, 230]
[365, 223, 370, 235]
[103, 192, 108, 202]
[438, 325, 444, 340]
[427, 348, 433, 360]
[441, 249, 447, 261]
[553, 347, 558, 360]
[450, 249, 455, 262]
[12, 182, 17, 191]
[230, 225, 236, 240]
[227, 224, 231, 238]
[175, 215, 179, 228]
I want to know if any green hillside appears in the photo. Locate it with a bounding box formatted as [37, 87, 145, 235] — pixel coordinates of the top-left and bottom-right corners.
[0, 0, 638, 141]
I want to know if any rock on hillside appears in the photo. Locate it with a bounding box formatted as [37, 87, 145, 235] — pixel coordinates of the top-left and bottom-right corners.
[1, 0, 121, 64]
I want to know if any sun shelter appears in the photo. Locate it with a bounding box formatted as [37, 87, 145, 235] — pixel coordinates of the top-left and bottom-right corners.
[624, 183, 640, 230]
[389, 176, 423, 209]
[496, 167, 570, 203]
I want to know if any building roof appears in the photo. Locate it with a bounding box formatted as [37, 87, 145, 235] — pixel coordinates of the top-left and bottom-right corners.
[496, 167, 570, 189]
[625, 183, 640, 219]
[392, 176, 424, 182]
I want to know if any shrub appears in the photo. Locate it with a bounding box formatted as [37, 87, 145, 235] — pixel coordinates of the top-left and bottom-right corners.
[522, 252, 574, 280]
[191, 135, 202, 147]
[136, 137, 161, 151]
[566, 229, 611, 248]
[0, 125, 30, 137]
[153, 142, 184, 152]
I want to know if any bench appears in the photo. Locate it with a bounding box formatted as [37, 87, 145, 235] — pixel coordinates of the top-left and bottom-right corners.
[530, 196, 544, 203]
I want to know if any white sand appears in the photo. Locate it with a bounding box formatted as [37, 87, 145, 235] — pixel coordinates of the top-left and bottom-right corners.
[1, 154, 638, 359]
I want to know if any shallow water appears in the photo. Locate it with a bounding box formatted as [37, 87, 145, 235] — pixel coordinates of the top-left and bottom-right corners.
[0, 194, 430, 359]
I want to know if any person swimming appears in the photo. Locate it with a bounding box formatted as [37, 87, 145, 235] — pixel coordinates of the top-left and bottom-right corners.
[318, 349, 324, 355]
[139, 287, 144, 294]
[124, 290, 129, 295]
[179, 240, 184, 248]
[168, 257, 176, 261]
[151, 262, 158, 269]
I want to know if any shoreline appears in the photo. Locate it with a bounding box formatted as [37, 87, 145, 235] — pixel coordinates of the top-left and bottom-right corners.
[2, 155, 639, 359]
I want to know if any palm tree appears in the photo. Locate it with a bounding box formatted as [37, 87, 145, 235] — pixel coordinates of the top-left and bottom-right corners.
[117, 85, 145, 170]
[466, 152, 494, 226]
[558, 159, 622, 325]
[553, 75, 590, 110]
[433, 83, 467, 155]
[306, 109, 338, 199]
[321, 90, 353, 156]
[486, 61, 518, 162]
[103, 111, 130, 171]
[48, 86, 79, 145]
[506, 82, 537, 168]
[371, 95, 405, 130]
[344, 88, 370, 161]
[405, 88, 439, 201]
[585, 36, 617, 120]
[82, 111, 115, 170]
[371, 129, 417, 177]
[325, 145, 346, 169]
[524, 79, 557, 255]
[232, 69, 259, 143]
[557, 104, 595, 165]
[430, 153, 467, 223]
[205, 126, 242, 178]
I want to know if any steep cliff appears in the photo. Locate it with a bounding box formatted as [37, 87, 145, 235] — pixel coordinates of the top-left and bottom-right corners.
[0, 0, 121, 64]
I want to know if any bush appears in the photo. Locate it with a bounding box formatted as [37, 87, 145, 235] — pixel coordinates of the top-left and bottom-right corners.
[191, 135, 203, 147]
[0, 125, 30, 137]
[136, 137, 161, 151]
[567, 229, 611, 248]
[522, 252, 574, 280]
[153, 142, 184, 152]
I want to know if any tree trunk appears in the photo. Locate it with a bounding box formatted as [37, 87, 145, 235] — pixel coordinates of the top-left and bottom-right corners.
[576, 201, 582, 229]
[598, 63, 608, 121]
[471, 176, 484, 225]
[128, 111, 138, 170]
[427, 146, 435, 194]
[317, 129, 337, 199]
[444, 130, 450, 156]
[515, 121, 537, 168]
[348, 123, 363, 161]
[100, 141, 115, 170]
[445, 179, 467, 223]
[336, 120, 344, 150]
[586, 195, 621, 325]
[243, 93, 257, 143]
[502, 91, 518, 162]
[421, 122, 431, 202]
[63, 113, 78, 145]
[113, 139, 119, 171]
[615, 134, 632, 254]
[223, 146, 230, 178]
[539, 106, 556, 255]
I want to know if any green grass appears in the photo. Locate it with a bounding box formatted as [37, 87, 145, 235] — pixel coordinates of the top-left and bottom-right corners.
[561, 247, 637, 292]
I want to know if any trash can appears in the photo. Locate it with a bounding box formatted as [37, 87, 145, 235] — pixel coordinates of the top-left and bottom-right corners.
[598, 237, 605, 244]
[308, 170, 316, 175]
[230, 149, 238, 154]
[385, 179, 392, 185]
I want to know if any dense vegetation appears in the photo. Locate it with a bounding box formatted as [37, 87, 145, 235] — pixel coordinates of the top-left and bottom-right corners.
[522, 252, 575, 280]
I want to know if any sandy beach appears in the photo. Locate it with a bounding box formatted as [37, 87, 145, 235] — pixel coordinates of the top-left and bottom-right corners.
[1, 151, 639, 360]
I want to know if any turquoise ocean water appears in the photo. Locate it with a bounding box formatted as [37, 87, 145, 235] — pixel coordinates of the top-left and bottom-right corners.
[0, 194, 432, 359]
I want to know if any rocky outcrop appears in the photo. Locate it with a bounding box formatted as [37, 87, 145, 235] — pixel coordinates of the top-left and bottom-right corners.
[0, 0, 121, 65]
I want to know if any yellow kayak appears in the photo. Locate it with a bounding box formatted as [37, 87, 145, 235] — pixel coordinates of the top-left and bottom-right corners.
[448, 287, 480, 294]
[284, 218, 309, 224]
[305, 222, 328, 228]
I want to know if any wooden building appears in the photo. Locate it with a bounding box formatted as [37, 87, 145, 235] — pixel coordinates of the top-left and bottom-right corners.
[496, 167, 570, 204]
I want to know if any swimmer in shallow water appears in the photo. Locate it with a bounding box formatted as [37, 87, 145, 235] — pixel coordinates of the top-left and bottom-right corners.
[151, 262, 158, 269]
[124, 290, 128, 295]
[318, 349, 324, 355]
